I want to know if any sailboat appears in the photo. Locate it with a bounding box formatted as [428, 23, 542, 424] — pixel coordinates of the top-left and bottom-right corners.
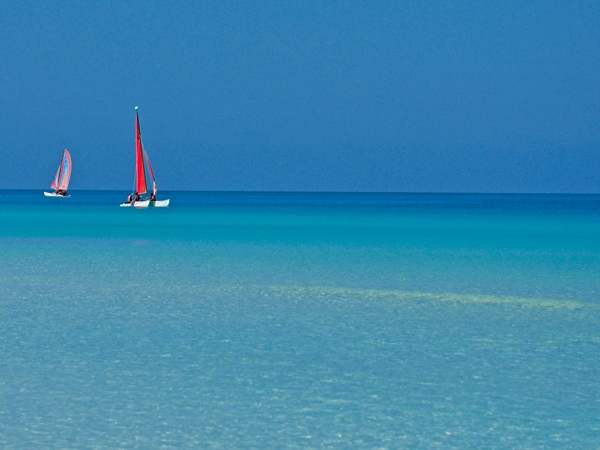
[44, 149, 72, 197]
[120, 107, 170, 207]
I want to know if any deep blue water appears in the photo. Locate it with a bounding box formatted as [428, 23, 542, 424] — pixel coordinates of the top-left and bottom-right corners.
[0, 191, 599, 448]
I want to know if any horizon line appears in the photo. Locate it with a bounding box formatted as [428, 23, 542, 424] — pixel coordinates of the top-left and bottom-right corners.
[2, 189, 599, 196]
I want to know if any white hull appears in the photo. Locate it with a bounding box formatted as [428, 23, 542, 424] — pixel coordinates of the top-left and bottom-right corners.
[120, 199, 170, 208]
[120, 199, 151, 208]
[151, 199, 170, 207]
[44, 192, 70, 197]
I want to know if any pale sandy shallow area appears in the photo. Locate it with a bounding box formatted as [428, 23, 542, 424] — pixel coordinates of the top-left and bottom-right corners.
[1, 243, 599, 448]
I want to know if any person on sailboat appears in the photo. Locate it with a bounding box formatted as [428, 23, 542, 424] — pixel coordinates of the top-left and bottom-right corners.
[150, 192, 156, 202]
[127, 193, 135, 204]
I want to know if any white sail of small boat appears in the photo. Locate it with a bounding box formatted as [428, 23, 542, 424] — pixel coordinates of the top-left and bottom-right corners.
[44, 149, 72, 197]
[120, 107, 170, 208]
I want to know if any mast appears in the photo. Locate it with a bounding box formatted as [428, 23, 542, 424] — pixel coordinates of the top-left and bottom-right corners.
[135, 107, 148, 195]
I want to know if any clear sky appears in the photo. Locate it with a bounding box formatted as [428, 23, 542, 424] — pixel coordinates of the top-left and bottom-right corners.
[0, 1, 599, 192]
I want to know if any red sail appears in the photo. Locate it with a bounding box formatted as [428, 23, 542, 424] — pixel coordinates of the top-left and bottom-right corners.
[135, 113, 147, 195]
[144, 149, 158, 195]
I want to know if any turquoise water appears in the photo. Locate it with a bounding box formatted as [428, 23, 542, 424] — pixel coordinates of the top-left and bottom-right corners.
[1, 191, 599, 448]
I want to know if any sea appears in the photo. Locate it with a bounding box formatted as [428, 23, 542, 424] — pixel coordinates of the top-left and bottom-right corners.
[0, 190, 599, 448]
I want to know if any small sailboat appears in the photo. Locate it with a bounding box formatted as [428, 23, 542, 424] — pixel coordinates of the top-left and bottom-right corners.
[120, 107, 170, 208]
[44, 149, 72, 197]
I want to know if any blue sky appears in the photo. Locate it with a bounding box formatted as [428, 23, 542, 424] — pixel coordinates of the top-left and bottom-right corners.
[0, 1, 599, 192]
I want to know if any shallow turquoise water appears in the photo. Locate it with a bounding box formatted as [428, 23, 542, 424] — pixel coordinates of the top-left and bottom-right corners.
[0, 191, 599, 448]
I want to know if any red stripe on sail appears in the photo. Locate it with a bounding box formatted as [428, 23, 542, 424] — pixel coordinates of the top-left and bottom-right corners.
[135, 114, 147, 195]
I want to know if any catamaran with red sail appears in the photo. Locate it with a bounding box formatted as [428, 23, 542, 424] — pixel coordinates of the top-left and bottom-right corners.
[120, 107, 170, 207]
[44, 149, 72, 197]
